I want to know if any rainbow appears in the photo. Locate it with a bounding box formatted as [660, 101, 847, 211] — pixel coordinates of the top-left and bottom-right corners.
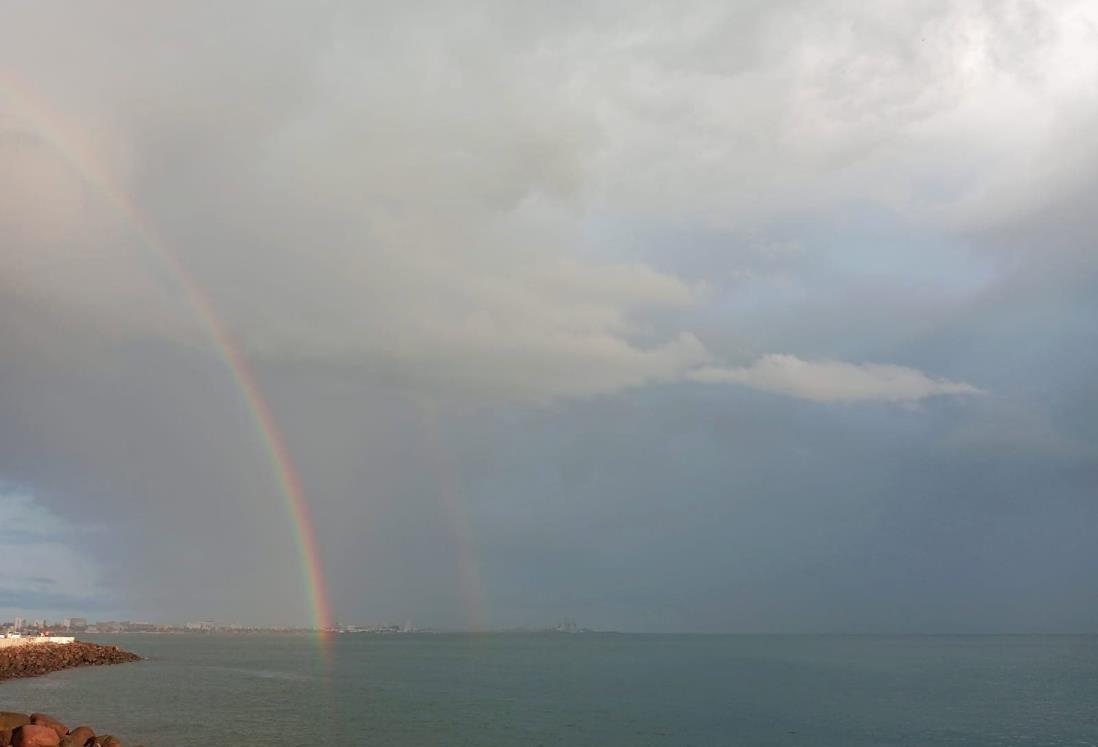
[1, 75, 333, 635]
[413, 400, 484, 631]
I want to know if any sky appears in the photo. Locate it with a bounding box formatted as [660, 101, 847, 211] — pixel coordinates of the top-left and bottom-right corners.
[1, 1, 1097, 632]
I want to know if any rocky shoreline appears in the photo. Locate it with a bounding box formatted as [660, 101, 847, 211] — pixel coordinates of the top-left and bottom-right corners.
[1, 642, 143, 746]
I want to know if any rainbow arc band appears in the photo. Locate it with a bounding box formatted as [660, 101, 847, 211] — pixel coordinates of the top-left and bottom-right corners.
[1, 75, 333, 636]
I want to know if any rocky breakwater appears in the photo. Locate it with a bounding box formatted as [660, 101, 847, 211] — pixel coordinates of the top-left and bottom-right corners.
[0, 643, 140, 683]
[0, 711, 143, 747]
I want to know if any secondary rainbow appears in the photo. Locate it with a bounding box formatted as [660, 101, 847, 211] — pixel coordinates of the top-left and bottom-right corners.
[1, 75, 334, 635]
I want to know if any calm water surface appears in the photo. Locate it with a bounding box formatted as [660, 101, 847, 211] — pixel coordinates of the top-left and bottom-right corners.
[1, 634, 1096, 746]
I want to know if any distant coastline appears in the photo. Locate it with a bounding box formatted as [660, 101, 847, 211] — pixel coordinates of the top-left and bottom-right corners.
[3, 619, 616, 636]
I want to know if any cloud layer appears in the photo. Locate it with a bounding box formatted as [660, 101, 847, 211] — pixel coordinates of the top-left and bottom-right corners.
[6, 1, 1096, 400]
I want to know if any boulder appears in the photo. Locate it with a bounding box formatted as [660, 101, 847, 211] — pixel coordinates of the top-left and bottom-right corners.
[98, 737, 123, 747]
[0, 715, 30, 731]
[64, 727, 94, 747]
[11, 724, 60, 747]
[28, 717, 65, 740]
[1, 715, 31, 747]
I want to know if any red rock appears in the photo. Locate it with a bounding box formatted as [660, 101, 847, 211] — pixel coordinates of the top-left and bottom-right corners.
[1, 714, 32, 747]
[28, 717, 65, 740]
[0, 714, 30, 730]
[11, 724, 60, 747]
[98, 737, 123, 747]
[64, 727, 94, 747]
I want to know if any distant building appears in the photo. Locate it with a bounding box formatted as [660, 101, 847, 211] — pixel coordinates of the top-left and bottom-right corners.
[554, 619, 578, 633]
[13, 617, 24, 631]
[126, 621, 157, 632]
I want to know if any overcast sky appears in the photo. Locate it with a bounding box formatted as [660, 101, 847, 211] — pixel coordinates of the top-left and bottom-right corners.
[2, 1, 1097, 631]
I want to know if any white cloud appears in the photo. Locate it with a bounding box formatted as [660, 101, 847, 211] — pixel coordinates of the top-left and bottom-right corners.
[690, 354, 983, 403]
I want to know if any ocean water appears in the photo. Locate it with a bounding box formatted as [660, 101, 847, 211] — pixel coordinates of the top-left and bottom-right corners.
[1, 634, 1096, 746]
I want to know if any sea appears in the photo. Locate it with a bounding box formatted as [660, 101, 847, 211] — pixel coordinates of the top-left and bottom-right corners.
[1, 633, 1096, 746]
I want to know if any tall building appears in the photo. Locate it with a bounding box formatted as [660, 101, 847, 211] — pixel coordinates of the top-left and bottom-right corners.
[13, 617, 24, 631]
